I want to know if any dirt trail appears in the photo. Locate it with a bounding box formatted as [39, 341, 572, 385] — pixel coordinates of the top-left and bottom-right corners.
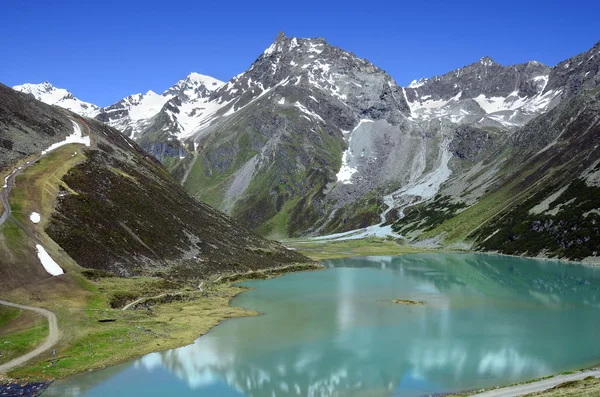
[0, 119, 86, 374]
[467, 370, 600, 397]
[0, 300, 59, 374]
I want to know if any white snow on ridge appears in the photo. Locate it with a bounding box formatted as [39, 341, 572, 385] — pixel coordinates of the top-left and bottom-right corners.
[408, 78, 427, 88]
[30, 212, 41, 224]
[35, 244, 64, 276]
[13, 82, 99, 117]
[128, 91, 171, 121]
[407, 73, 558, 128]
[293, 102, 325, 123]
[264, 43, 277, 55]
[41, 120, 90, 155]
[185, 73, 224, 91]
[473, 93, 527, 114]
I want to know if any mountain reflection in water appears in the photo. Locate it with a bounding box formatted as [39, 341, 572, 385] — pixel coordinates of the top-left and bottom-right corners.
[48, 253, 600, 397]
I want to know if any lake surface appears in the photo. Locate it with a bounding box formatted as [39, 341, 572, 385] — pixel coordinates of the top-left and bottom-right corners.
[47, 253, 600, 397]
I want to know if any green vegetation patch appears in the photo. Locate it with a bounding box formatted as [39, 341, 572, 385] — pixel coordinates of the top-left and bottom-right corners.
[285, 238, 428, 261]
[0, 324, 48, 365]
[393, 195, 467, 236]
[473, 179, 600, 260]
[0, 307, 21, 330]
[320, 190, 385, 235]
[8, 264, 317, 379]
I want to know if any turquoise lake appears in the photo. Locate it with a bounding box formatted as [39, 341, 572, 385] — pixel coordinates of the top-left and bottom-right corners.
[46, 253, 600, 396]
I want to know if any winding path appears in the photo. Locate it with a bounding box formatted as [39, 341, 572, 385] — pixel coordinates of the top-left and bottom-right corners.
[466, 370, 600, 397]
[0, 300, 59, 374]
[0, 118, 86, 374]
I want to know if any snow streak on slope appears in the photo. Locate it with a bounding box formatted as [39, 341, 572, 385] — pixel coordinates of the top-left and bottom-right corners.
[41, 120, 90, 155]
[13, 82, 100, 117]
[336, 120, 373, 184]
[35, 245, 64, 276]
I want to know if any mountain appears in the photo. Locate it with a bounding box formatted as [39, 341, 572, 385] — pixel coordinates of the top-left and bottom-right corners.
[392, 42, 600, 261]
[14, 74, 225, 163]
[96, 73, 224, 161]
[0, 83, 307, 295]
[13, 81, 100, 117]
[12, 35, 600, 263]
[404, 57, 557, 128]
[166, 32, 429, 237]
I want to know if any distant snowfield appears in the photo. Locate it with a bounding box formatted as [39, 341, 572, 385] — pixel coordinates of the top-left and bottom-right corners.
[35, 245, 64, 276]
[13, 82, 100, 118]
[41, 120, 90, 155]
[310, 223, 402, 242]
[30, 212, 41, 224]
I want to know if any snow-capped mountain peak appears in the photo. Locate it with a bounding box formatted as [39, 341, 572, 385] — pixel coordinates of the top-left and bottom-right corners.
[164, 73, 224, 102]
[94, 72, 226, 141]
[409, 78, 428, 88]
[213, 32, 410, 125]
[13, 81, 100, 117]
[403, 57, 557, 128]
[479, 56, 498, 67]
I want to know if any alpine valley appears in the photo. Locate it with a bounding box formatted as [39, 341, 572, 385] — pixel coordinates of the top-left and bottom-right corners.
[15, 33, 600, 263]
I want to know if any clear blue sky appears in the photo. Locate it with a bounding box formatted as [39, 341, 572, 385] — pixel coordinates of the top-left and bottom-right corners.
[1, 0, 598, 107]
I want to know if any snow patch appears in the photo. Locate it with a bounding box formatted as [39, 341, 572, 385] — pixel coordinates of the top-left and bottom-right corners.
[293, 102, 325, 123]
[128, 91, 171, 121]
[30, 212, 41, 224]
[41, 120, 90, 155]
[408, 78, 427, 88]
[335, 120, 373, 184]
[35, 245, 64, 276]
[307, 42, 323, 54]
[263, 43, 277, 55]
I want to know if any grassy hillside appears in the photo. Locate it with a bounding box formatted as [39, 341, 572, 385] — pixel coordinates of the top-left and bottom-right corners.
[175, 95, 345, 238]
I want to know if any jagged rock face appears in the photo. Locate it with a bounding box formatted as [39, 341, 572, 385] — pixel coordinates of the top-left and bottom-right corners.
[406, 57, 550, 100]
[392, 53, 600, 261]
[545, 41, 600, 98]
[144, 36, 600, 238]
[404, 57, 557, 128]
[212, 32, 410, 124]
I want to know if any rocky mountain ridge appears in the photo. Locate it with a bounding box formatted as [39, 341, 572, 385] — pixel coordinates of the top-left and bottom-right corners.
[12, 35, 600, 262]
